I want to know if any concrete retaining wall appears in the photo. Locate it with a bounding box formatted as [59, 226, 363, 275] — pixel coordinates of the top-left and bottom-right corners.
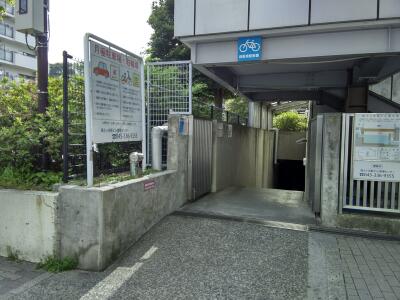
[59, 170, 185, 271]
[277, 131, 306, 161]
[212, 122, 274, 192]
[0, 190, 58, 262]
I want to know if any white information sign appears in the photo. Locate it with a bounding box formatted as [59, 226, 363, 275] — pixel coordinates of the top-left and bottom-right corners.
[88, 40, 143, 144]
[353, 113, 400, 182]
[84, 34, 146, 187]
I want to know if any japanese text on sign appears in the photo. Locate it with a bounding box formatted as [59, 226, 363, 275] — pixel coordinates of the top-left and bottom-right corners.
[89, 40, 143, 144]
[353, 113, 400, 181]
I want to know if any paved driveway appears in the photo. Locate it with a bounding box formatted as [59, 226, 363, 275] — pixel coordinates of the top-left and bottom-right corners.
[1, 215, 400, 300]
[4, 215, 308, 300]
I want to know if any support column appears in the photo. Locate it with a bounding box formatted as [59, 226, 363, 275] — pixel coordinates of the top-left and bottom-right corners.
[345, 86, 368, 113]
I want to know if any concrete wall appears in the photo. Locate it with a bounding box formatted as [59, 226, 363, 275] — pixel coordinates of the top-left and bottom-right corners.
[0, 190, 58, 262]
[59, 170, 186, 271]
[277, 131, 307, 161]
[320, 114, 342, 227]
[58, 115, 189, 271]
[212, 122, 274, 192]
[175, 0, 399, 37]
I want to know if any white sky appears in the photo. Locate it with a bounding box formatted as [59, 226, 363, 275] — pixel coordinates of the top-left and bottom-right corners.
[48, 0, 154, 63]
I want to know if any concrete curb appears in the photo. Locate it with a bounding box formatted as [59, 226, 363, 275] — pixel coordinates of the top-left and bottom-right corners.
[173, 210, 309, 232]
[309, 224, 400, 241]
[174, 210, 400, 241]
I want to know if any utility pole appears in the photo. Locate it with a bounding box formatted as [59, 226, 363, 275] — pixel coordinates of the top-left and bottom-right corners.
[37, 0, 49, 169]
[37, 0, 49, 113]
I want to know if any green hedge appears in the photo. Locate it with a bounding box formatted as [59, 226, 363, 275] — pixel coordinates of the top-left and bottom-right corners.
[273, 111, 308, 132]
[0, 78, 65, 190]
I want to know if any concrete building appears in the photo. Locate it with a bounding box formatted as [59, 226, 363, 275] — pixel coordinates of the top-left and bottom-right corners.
[174, 0, 400, 233]
[0, 0, 36, 80]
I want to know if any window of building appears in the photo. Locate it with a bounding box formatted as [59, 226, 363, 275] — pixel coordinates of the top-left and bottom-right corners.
[0, 46, 14, 63]
[0, 22, 14, 38]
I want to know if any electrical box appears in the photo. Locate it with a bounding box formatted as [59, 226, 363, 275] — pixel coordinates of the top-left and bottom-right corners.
[15, 0, 45, 35]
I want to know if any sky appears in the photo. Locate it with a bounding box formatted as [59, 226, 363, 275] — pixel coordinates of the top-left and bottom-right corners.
[48, 0, 154, 63]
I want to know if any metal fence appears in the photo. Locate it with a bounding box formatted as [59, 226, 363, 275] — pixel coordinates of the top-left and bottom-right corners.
[340, 114, 400, 213]
[62, 56, 248, 177]
[146, 61, 192, 166]
[62, 51, 142, 182]
[192, 98, 248, 125]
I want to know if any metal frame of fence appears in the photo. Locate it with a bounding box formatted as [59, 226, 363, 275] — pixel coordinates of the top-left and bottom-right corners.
[340, 114, 400, 214]
[62, 51, 87, 182]
[63, 55, 248, 178]
[192, 98, 248, 125]
[146, 61, 192, 166]
[62, 50, 143, 183]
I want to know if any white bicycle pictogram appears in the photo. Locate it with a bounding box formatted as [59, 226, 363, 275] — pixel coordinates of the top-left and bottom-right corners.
[239, 40, 261, 53]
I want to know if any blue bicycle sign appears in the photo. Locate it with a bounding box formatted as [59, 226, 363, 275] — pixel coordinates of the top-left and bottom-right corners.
[238, 36, 262, 62]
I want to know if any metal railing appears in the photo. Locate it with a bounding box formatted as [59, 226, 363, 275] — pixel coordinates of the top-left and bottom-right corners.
[192, 98, 248, 126]
[340, 114, 400, 214]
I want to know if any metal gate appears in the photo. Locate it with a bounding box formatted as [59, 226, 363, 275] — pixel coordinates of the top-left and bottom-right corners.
[188, 118, 213, 201]
[147, 61, 192, 166]
[340, 114, 400, 213]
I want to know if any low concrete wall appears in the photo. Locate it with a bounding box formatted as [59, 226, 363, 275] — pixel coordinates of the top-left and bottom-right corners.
[212, 122, 274, 192]
[277, 131, 306, 161]
[59, 170, 185, 271]
[0, 190, 58, 262]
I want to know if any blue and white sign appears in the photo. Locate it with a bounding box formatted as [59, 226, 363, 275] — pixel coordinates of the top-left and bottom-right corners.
[238, 36, 262, 62]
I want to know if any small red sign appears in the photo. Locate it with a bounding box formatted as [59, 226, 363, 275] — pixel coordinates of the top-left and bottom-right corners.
[144, 180, 156, 191]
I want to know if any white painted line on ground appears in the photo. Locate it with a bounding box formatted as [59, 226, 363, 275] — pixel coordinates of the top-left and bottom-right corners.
[80, 263, 143, 300]
[80, 246, 158, 300]
[140, 246, 158, 260]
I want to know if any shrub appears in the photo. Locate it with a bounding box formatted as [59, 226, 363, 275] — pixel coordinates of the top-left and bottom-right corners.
[273, 111, 308, 131]
[0, 77, 66, 190]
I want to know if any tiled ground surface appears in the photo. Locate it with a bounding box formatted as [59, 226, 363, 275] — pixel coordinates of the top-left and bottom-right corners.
[338, 236, 400, 300]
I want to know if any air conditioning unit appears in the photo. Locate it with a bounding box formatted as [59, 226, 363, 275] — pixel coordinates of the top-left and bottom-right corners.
[15, 0, 45, 35]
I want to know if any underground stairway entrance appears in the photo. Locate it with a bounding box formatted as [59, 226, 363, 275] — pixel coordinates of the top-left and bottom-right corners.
[177, 187, 316, 227]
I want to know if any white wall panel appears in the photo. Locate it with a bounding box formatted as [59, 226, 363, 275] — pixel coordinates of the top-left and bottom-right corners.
[311, 0, 378, 24]
[250, 0, 309, 30]
[196, 0, 248, 35]
[174, 0, 195, 37]
[380, 0, 400, 18]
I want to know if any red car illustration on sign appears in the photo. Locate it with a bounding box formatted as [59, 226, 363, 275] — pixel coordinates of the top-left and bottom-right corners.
[93, 62, 109, 78]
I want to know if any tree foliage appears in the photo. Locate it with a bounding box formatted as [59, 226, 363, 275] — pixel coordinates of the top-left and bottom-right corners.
[147, 0, 190, 61]
[147, 0, 230, 108]
[273, 111, 308, 131]
[224, 98, 248, 117]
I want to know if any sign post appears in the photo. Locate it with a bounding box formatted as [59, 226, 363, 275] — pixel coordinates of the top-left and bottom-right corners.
[84, 33, 146, 186]
[353, 113, 400, 182]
